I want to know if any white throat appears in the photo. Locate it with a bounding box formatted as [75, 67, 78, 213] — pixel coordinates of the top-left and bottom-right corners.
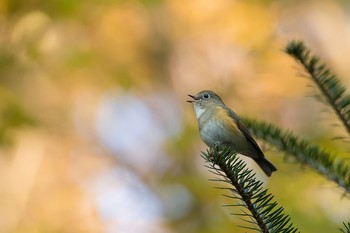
[194, 104, 206, 119]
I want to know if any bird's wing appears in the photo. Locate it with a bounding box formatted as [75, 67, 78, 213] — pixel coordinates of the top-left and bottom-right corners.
[225, 107, 265, 158]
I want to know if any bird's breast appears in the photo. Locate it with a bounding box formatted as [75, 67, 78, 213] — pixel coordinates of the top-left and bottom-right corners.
[198, 106, 244, 147]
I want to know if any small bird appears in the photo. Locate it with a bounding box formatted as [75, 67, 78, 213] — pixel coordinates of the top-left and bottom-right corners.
[188, 90, 277, 176]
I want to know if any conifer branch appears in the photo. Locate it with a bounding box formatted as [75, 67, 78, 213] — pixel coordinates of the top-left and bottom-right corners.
[285, 41, 350, 137]
[339, 222, 350, 233]
[241, 117, 350, 193]
[202, 146, 299, 232]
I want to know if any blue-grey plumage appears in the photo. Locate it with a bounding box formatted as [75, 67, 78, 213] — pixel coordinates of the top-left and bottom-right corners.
[188, 90, 277, 176]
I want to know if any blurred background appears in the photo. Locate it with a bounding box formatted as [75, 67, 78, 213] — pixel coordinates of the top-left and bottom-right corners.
[0, 0, 350, 232]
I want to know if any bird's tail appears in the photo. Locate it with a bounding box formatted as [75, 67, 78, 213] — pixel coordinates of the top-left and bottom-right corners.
[253, 157, 277, 177]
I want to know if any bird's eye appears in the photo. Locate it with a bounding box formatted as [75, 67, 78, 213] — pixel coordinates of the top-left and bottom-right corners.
[203, 93, 210, 99]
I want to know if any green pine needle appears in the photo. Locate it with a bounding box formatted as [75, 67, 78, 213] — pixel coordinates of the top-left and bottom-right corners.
[339, 222, 350, 233]
[285, 40, 350, 137]
[202, 146, 299, 233]
[241, 117, 350, 193]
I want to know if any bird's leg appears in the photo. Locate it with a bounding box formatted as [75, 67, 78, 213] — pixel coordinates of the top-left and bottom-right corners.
[207, 142, 219, 163]
[208, 147, 215, 162]
[209, 142, 232, 164]
[217, 142, 235, 159]
[208, 142, 223, 163]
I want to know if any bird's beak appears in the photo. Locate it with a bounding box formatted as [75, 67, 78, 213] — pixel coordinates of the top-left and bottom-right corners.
[187, 94, 197, 103]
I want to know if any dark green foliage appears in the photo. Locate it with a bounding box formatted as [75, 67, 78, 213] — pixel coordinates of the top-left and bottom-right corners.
[285, 41, 350, 137]
[1, 100, 36, 128]
[0, 99, 36, 145]
[202, 146, 299, 233]
[339, 222, 350, 233]
[241, 117, 350, 193]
